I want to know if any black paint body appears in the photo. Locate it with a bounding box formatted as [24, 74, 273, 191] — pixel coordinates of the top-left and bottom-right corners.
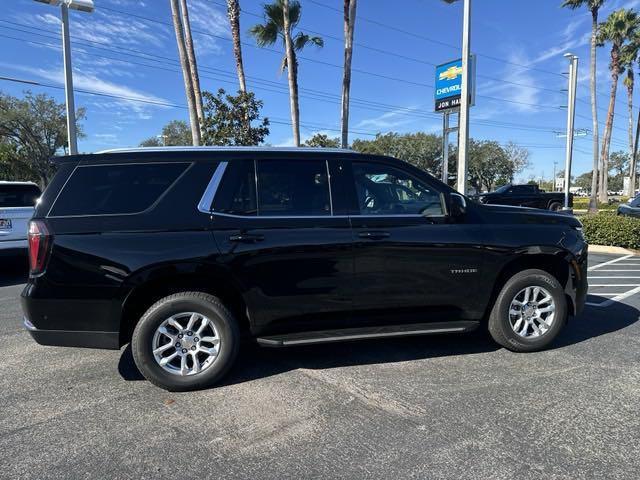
[21, 149, 588, 349]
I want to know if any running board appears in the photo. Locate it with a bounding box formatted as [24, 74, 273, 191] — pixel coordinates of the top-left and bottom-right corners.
[256, 321, 479, 347]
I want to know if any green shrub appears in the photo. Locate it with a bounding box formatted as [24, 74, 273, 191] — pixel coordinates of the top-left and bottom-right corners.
[573, 197, 628, 210]
[581, 212, 640, 249]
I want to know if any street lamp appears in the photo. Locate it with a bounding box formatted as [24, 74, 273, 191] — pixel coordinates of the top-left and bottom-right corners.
[34, 0, 95, 155]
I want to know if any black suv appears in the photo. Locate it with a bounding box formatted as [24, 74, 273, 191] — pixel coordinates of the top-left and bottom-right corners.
[22, 147, 588, 391]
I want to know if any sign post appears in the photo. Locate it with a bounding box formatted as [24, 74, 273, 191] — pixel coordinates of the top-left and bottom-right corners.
[435, 56, 475, 189]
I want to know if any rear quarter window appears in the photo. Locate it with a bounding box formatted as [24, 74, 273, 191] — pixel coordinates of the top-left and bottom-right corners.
[0, 184, 41, 207]
[49, 162, 188, 217]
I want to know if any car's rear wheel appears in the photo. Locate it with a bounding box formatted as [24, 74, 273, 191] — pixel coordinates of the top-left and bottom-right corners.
[549, 201, 562, 211]
[132, 292, 239, 391]
[488, 269, 567, 352]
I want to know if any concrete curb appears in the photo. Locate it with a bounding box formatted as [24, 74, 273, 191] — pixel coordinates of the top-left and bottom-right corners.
[589, 244, 640, 255]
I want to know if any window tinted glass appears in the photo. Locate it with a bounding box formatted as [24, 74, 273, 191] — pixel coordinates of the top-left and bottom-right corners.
[511, 185, 534, 194]
[352, 162, 443, 216]
[50, 163, 188, 216]
[0, 184, 41, 207]
[257, 160, 331, 216]
[213, 160, 257, 215]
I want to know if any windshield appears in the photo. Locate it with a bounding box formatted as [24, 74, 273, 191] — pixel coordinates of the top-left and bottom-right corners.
[0, 184, 41, 208]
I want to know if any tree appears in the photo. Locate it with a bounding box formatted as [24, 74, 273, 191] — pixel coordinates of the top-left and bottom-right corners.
[0, 91, 84, 187]
[200, 88, 269, 146]
[562, 0, 605, 212]
[341, 0, 357, 148]
[227, 0, 247, 94]
[140, 120, 192, 147]
[170, 0, 201, 146]
[304, 133, 340, 147]
[179, 0, 204, 131]
[503, 141, 531, 180]
[596, 8, 638, 203]
[574, 171, 593, 191]
[352, 132, 444, 174]
[249, 0, 323, 147]
[467, 140, 514, 193]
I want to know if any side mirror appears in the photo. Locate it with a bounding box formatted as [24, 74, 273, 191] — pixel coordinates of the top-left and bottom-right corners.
[449, 193, 467, 217]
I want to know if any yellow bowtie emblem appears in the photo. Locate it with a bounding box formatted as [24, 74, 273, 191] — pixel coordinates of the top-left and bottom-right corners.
[439, 66, 463, 81]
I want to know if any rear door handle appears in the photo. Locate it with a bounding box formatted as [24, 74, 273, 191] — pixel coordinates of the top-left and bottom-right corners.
[358, 231, 390, 240]
[229, 233, 265, 243]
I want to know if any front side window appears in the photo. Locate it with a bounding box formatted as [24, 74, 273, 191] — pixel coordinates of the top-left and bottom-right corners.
[49, 162, 188, 217]
[352, 162, 444, 216]
[256, 160, 331, 216]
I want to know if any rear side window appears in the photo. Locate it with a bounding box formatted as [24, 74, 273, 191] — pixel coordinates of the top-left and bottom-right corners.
[0, 184, 41, 207]
[49, 163, 188, 217]
[257, 160, 331, 216]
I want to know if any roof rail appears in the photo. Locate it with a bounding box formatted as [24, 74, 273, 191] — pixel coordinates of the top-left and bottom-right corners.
[95, 146, 355, 155]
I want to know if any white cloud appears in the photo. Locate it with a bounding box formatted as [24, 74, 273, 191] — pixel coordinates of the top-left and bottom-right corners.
[356, 107, 419, 130]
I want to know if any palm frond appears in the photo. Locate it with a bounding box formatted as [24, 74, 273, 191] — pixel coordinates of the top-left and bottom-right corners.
[249, 22, 279, 46]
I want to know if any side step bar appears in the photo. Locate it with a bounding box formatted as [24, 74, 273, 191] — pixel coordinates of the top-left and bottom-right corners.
[256, 321, 479, 347]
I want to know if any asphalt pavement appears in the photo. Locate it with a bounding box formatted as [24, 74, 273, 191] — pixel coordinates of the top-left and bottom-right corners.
[1, 252, 639, 479]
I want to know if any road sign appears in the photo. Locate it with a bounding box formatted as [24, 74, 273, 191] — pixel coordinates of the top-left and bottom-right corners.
[435, 57, 475, 112]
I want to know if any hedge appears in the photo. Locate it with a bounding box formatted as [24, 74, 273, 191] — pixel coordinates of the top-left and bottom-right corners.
[573, 197, 629, 210]
[581, 212, 640, 249]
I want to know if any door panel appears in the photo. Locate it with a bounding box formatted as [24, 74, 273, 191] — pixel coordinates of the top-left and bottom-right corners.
[212, 216, 353, 334]
[210, 157, 354, 336]
[347, 160, 486, 325]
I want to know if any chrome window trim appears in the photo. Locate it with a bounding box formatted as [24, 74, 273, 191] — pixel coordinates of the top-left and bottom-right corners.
[198, 158, 446, 221]
[197, 161, 228, 214]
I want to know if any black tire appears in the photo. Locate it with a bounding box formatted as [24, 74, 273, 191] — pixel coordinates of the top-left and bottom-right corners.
[549, 201, 562, 211]
[132, 292, 240, 391]
[488, 269, 567, 352]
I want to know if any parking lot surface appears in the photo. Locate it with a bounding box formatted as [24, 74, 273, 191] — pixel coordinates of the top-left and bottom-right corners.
[1, 252, 639, 479]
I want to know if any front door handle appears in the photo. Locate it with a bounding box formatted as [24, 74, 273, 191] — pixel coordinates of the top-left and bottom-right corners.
[358, 231, 391, 240]
[229, 233, 265, 243]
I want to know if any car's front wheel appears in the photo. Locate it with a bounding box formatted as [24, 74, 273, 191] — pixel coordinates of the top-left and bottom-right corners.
[488, 269, 567, 352]
[132, 292, 239, 391]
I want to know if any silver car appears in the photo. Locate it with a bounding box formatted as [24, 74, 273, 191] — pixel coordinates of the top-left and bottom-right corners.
[0, 181, 41, 253]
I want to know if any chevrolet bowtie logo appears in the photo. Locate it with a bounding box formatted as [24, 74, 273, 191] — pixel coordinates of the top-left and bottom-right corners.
[439, 66, 463, 81]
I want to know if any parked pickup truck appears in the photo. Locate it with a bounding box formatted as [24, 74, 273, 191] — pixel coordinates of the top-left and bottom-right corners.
[477, 184, 571, 211]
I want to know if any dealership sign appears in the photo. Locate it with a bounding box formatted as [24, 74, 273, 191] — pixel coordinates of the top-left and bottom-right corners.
[435, 57, 476, 112]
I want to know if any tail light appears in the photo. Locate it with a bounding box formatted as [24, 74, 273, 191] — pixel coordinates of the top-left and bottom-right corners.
[28, 220, 51, 275]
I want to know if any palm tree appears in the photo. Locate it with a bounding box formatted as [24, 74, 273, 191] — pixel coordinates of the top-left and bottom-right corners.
[597, 8, 638, 203]
[179, 0, 204, 135]
[169, 0, 200, 145]
[249, 0, 323, 147]
[622, 35, 640, 196]
[341, 0, 357, 149]
[227, 0, 247, 93]
[562, 0, 605, 212]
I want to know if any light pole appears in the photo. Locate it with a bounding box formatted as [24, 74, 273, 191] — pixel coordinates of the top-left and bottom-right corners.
[563, 53, 579, 212]
[34, 0, 94, 155]
[457, 0, 471, 194]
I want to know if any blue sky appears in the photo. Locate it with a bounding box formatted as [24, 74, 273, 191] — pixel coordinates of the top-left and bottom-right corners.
[2, 0, 640, 181]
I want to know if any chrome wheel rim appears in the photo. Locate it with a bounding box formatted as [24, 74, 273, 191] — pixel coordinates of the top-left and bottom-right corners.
[508, 286, 556, 338]
[152, 312, 220, 376]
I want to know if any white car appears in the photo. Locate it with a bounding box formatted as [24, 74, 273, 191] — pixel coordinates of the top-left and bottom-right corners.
[0, 181, 41, 253]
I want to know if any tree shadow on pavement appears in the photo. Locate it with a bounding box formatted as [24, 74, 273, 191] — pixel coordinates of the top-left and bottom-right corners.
[118, 298, 639, 387]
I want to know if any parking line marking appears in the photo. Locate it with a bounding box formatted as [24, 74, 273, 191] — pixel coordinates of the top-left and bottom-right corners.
[589, 284, 640, 287]
[587, 285, 640, 308]
[588, 254, 634, 271]
[589, 276, 640, 279]
[597, 269, 640, 272]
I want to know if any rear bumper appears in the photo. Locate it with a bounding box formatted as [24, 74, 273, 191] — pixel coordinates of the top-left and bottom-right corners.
[24, 317, 119, 350]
